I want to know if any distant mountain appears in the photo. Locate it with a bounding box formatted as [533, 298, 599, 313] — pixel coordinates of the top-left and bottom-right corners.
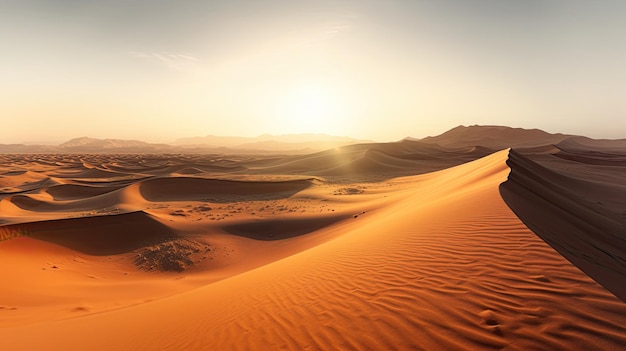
[59, 137, 166, 149]
[0, 137, 174, 154]
[0, 134, 371, 154]
[0, 143, 58, 153]
[1, 126, 622, 154]
[171, 135, 254, 148]
[420, 125, 573, 149]
[173, 133, 373, 151]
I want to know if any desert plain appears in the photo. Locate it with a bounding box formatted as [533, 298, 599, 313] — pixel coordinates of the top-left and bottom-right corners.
[0, 125, 625, 350]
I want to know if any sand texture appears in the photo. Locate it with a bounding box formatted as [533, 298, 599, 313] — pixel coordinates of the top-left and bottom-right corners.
[0, 137, 625, 350]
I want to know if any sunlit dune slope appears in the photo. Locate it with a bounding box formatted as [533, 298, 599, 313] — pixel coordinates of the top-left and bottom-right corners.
[1, 149, 624, 350]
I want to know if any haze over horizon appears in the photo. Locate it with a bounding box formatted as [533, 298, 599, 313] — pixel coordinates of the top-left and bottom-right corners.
[2, 0, 626, 144]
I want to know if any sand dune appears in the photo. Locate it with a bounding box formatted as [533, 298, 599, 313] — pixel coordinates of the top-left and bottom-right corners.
[0, 171, 60, 194]
[171, 166, 207, 175]
[222, 215, 350, 240]
[319, 148, 425, 175]
[43, 183, 127, 201]
[139, 177, 313, 202]
[1, 145, 625, 350]
[63, 168, 135, 179]
[556, 136, 626, 154]
[4, 211, 177, 255]
[247, 140, 492, 181]
[2, 187, 131, 217]
[502, 149, 626, 301]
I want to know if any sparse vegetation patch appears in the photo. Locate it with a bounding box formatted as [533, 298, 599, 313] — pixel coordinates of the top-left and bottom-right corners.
[133, 239, 211, 272]
[0, 227, 26, 242]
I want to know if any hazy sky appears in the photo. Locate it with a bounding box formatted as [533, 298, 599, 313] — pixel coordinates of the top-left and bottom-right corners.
[1, 0, 625, 143]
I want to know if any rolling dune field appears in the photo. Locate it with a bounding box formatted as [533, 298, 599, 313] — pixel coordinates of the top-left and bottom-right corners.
[0, 139, 625, 350]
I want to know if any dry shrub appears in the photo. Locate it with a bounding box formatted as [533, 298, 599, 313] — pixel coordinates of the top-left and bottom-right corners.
[0, 227, 26, 241]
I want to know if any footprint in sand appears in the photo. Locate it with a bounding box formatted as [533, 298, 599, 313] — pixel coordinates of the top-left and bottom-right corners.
[479, 309, 503, 336]
[72, 306, 91, 312]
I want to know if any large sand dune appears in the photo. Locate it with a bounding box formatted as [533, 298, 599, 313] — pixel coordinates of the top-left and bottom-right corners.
[0, 130, 625, 350]
[502, 150, 626, 302]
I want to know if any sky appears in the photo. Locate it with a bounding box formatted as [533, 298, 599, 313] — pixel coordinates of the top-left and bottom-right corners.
[1, 0, 625, 144]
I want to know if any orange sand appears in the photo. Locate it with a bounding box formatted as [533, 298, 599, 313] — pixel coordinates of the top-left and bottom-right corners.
[0, 148, 625, 350]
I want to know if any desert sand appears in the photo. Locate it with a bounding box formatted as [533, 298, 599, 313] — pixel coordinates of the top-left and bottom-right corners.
[1, 127, 625, 350]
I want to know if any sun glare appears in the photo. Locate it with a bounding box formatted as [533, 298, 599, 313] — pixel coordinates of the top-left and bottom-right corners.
[284, 85, 342, 133]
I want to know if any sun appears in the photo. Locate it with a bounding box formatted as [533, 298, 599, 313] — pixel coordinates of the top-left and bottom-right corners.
[297, 88, 328, 119]
[284, 84, 342, 133]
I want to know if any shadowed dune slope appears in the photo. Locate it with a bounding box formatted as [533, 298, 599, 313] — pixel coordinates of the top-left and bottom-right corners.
[500, 149, 626, 301]
[553, 151, 626, 166]
[139, 177, 313, 202]
[4, 211, 177, 255]
[550, 138, 626, 167]
[49, 167, 134, 179]
[142, 163, 246, 176]
[43, 183, 126, 200]
[556, 136, 626, 154]
[222, 215, 351, 240]
[1, 150, 625, 350]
